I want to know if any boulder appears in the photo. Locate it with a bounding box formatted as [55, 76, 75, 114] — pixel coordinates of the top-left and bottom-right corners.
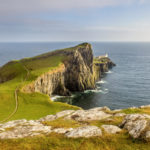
[65, 109, 111, 121]
[121, 114, 149, 138]
[65, 126, 102, 138]
[102, 125, 122, 134]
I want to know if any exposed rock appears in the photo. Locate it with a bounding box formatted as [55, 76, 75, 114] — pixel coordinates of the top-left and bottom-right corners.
[0, 119, 27, 129]
[65, 109, 112, 121]
[39, 110, 75, 122]
[102, 125, 122, 134]
[39, 115, 56, 122]
[114, 113, 126, 117]
[53, 128, 73, 134]
[145, 131, 150, 139]
[121, 114, 149, 138]
[55, 110, 75, 118]
[65, 126, 102, 138]
[0, 120, 52, 139]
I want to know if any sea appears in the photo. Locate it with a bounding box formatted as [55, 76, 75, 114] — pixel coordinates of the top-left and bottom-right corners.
[0, 42, 150, 110]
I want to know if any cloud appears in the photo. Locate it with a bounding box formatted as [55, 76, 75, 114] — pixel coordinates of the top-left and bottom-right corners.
[0, 0, 147, 16]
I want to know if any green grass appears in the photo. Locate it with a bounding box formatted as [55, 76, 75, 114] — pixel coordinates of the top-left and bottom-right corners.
[93, 57, 110, 65]
[42, 118, 81, 129]
[0, 131, 149, 150]
[0, 45, 81, 122]
[121, 107, 150, 115]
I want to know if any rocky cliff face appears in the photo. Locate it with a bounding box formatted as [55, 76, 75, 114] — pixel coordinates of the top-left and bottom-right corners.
[24, 43, 115, 96]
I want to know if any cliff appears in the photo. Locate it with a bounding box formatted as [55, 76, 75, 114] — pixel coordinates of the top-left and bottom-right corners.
[23, 43, 115, 96]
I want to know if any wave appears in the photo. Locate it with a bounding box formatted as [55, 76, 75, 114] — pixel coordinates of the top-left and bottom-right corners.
[106, 70, 113, 74]
[51, 95, 64, 101]
[97, 79, 107, 84]
[84, 88, 108, 94]
[51, 95, 75, 101]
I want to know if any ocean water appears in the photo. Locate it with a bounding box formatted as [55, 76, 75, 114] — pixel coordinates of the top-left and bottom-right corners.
[0, 42, 150, 110]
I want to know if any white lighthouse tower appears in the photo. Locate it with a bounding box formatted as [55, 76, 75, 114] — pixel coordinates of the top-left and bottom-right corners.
[105, 53, 108, 58]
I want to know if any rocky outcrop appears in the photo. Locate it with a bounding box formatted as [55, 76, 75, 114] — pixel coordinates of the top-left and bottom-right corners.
[0, 107, 111, 139]
[121, 114, 150, 139]
[65, 126, 102, 138]
[23, 43, 115, 96]
[65, 109, 112, 121]
[1, 106, 150, 140]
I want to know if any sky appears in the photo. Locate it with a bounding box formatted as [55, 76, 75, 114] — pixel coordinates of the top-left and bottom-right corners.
[0, 0, 150, 42]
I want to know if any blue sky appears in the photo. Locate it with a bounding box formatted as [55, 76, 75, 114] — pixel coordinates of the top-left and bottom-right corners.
[0, 0, 150, 42]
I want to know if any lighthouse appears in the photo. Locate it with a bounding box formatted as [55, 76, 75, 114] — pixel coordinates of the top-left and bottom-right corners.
[105, 53, 108, 57]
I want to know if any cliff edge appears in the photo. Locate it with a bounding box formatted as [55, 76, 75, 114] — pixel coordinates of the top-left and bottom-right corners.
[22, 43, 115, 96]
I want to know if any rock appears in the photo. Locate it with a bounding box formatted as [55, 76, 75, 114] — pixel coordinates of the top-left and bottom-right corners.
[65, 109, 111, 121]
[65, 126, 102, 138]
[56, 110, 75, 118]
[0, 119, 27, 129]
[102, 125, 122, 134]
[53, 128, 73, 134]
[39, 110, 75, 122]
[39, 115, 56, 122]
[114, 113, 126, 117]
[145, 131, 150, 139]
[121, 114, 148, 138]
[0, 128, 5, 132]
[0, 120, 52, 139]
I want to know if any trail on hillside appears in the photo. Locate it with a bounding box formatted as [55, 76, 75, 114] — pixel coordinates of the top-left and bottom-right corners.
[0, 64, 30, 123]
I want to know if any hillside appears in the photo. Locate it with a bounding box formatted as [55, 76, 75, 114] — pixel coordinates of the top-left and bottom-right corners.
[0, 43, 115, 122]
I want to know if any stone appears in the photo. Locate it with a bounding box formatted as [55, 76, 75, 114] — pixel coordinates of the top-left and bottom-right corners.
[121, 114, 148, 138]
[65, 109, 112, 121]
[56, 110, 75, 118]
[114, 113, 126, 117]
[39, 115, 56, 122]
[145, 131, 150, 139]
[0, 128, 5, 132]
[0, 120, 52, 139]
[102, 125, 122, 134]
[53, 128, 73, 134]
[0, 119, 27, 129]
[65, 126, 102, 138]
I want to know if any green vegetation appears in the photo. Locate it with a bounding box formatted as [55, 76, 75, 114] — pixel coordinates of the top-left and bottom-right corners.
[93, 57, 109, 64]
[43, 118, 81, 129]
[121, 107, 150, 115]
[0, 46, 80, 122]
[0, 130, 149, 150]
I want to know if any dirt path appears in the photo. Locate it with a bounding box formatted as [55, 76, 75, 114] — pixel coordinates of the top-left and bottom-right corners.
[0, 64, 30, 123]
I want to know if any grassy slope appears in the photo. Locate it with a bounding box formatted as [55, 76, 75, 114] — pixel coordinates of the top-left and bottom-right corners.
[0, 47, 79, 122]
